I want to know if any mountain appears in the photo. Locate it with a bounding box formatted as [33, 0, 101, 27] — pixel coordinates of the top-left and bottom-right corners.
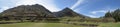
[1, 4, 88, 19]
[1, 4, 56, 20]
[53, 7, 87, 18]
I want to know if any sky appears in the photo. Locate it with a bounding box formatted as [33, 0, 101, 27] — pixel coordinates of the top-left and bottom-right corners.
[0, 0, 120, 18]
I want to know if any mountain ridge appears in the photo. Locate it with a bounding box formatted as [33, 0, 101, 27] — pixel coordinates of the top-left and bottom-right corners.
[1, 4, 88, 18]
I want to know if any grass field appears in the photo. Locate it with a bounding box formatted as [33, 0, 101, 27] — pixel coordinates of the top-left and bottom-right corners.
[98, 22, 120, 27]
[0, 22, 84, 27]
[0, 22, 120, 27]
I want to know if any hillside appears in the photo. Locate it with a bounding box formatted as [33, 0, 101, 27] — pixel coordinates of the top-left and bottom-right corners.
[53, 7, 87, 18]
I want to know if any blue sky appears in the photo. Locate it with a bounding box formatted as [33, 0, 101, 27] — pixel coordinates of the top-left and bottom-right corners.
[0, 0, 120, 18]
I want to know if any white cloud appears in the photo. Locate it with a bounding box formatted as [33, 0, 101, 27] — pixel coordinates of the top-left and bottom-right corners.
[88, 6, 117, 18]
[1, 6, 9, 10]
[90, 6, 117, 15]
[0, 6, 10, 12]
[89, 9, 115, 18]
[15, 0, 37, 6]
[71, 0, 84, 9]
[90, 10, 107, 14]
[86, 15, 99, 18]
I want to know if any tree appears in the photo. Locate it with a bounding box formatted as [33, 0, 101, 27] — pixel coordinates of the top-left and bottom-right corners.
[104, 8, 120, 22]
[104, 11, 112, 17]
[112, 9, 120, 22]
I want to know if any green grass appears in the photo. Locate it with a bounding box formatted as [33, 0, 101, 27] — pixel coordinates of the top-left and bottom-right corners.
[44, 23, 83, 27]
[1, 22, 120, 27]
[0, 22, 83, 27]
[0, 22, 34, 27]
[98, 22, 120, 27]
